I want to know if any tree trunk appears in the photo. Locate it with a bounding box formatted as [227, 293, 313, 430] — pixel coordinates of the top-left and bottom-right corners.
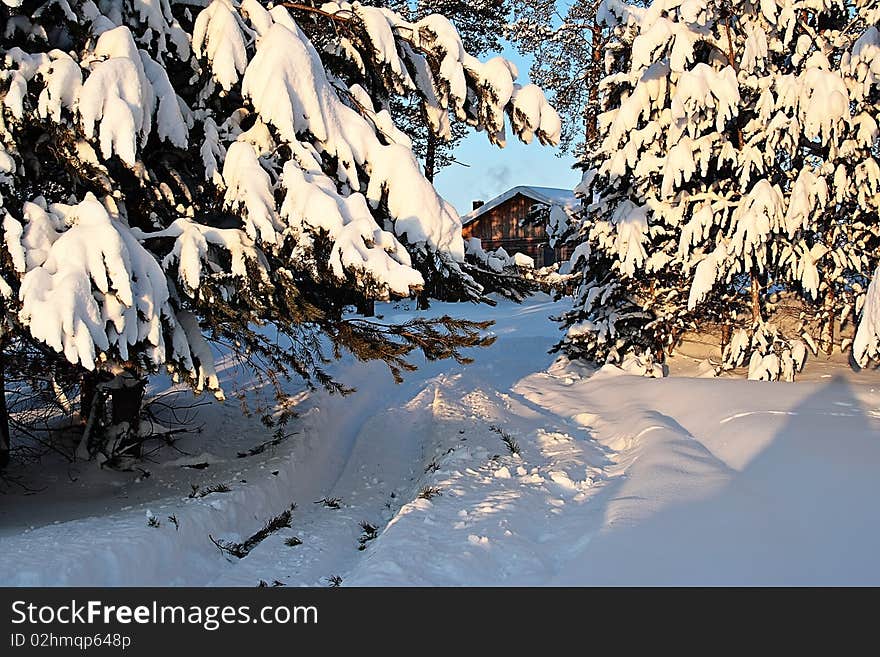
[77, 370, 145, 461]
[110, 376, 145, 438]
[355, 298, 375, 317]
[750, 272, 762, 324]
[424, 132, 436, 183]
[823, 286, 835, 354]
[0, 339, 10, 470]
[417, 291, 431, 310]
[79, 368, 115, 427]
[721, 323, 733, 352]
[585, 20, 604, 145]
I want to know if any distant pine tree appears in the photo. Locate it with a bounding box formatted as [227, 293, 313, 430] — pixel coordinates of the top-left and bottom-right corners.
[509, 0, 615, 156]
[387, 0, 512, 181]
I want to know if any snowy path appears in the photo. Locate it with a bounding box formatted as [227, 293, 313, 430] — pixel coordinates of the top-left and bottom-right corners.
[209, 299, 581, 586]
[1, 295, 880, 585]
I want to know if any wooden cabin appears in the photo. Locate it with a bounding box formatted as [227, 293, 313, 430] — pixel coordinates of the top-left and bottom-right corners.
[461, 186, 578, 268]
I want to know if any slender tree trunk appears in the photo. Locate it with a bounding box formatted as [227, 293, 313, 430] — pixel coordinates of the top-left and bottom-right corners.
[110, 374, 145, 446]
[725, 15, 759, 329]
[79, 369, 105, 424]
[355, 298, 375, 317]
[750, 271, 762, 324]
[823, 286, 835, 354]
[722, 15, 746, 150]
[721, 323, 733, 352]
[424, 132, 436, 183]
[0, 337, 10, 469]
[77, 369, 108, 460]
[585, 20, 604, 145]
[417, 290, 430, 310]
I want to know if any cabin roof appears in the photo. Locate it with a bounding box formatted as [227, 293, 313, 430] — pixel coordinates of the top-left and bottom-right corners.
[461, 186, 579, 226]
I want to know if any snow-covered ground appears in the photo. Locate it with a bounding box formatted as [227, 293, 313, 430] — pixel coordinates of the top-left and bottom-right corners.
[1, 294, 879, 586]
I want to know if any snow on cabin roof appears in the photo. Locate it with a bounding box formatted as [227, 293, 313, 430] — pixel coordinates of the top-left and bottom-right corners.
[461, 186, 579, 226]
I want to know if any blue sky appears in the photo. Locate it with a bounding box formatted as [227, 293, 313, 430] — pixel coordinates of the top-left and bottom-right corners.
[432, 46, 581, 216]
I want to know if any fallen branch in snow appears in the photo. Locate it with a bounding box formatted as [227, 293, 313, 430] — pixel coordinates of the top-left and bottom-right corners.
[315, 497, 342, 509]
[417, 486, 442, 500]
[357, 521, 379, 550]
[209, 504, 296, 559]
[489, 425, 520, 455]
[189, 483, 231, 499]
[236, 430, 295, 459]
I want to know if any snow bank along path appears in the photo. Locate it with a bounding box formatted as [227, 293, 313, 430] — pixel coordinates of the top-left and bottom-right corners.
[1, 295, 879, 585]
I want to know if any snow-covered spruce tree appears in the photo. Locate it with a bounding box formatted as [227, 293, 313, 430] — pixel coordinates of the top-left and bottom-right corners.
[0, 0, 560, 462]
[557, 0, 880, 380]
